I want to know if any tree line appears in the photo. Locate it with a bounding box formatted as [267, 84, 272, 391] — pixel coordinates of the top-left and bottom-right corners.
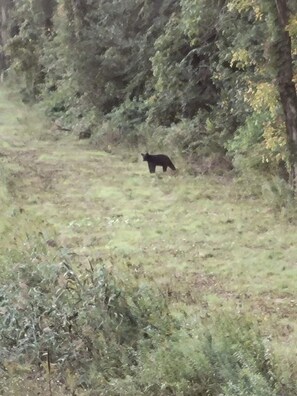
[1, 0, 297, 184]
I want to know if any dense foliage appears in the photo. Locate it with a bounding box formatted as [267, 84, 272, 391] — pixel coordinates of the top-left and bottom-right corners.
[0, 0, 297, 178]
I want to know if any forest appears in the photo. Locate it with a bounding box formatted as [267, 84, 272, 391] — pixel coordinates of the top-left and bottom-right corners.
[0, 0, 297, 395]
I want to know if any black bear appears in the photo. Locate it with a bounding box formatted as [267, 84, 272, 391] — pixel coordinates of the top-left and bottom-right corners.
[79, 128, 92, 139]
[141, 152, 176, 173]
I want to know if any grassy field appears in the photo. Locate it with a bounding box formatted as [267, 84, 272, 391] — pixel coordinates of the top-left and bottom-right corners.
[0, 87, 297, 392]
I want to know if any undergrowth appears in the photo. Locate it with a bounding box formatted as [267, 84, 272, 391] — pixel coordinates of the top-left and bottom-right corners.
[0, 239, 295, 395]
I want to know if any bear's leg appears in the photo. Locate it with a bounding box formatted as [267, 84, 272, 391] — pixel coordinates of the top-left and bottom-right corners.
[148, 162, 156, 173]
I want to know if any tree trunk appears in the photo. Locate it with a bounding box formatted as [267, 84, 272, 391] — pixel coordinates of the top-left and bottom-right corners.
[273, 0, 297, 188]
[0, 0, 10, 74]
[40, 0, 57, 34]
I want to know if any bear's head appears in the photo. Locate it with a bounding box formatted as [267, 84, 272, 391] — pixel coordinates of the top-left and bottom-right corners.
[141, 153, 149, 161]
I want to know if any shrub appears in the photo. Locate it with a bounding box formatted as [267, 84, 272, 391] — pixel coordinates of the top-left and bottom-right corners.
[119, 315, 280, 396]
[0, 242, 295, 395]
[0, 247, 174, 393]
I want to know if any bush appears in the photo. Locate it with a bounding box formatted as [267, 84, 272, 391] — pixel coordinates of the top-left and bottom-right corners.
[0, 245, 174, 393]
[261, 177, 297, 220]
[1, 241, 296, 395]
[118, 315, 280, 396]
[226, 112, 288, 176]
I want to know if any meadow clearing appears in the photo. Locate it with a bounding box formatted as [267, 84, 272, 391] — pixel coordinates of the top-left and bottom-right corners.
[0, 87, 296, 394]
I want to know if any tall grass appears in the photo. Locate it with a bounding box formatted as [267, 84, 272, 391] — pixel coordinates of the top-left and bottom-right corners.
[0, 239, 295, 395]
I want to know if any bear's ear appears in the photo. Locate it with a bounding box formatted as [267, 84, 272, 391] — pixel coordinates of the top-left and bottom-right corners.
[141, 153, 145, 157]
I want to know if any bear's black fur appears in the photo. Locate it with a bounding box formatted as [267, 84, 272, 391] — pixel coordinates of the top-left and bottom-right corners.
[141, 153, 176, 173]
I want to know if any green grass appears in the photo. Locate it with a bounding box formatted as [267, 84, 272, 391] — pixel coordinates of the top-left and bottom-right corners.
[0, 86, 297, 386]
